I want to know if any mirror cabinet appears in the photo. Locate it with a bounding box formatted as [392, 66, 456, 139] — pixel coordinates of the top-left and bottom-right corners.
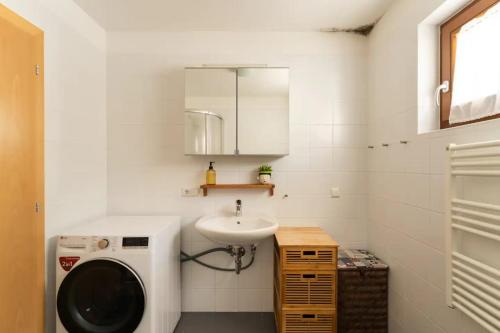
[185, 67, 289, 156]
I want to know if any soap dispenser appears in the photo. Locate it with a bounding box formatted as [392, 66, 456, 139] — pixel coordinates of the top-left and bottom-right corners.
[206, 161, 216, 185]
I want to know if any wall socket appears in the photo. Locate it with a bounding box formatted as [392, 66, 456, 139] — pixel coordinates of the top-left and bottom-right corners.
[181, 188, 201, 197]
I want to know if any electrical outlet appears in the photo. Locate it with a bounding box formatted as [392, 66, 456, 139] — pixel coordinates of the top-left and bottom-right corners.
[181, 188, 200, 197]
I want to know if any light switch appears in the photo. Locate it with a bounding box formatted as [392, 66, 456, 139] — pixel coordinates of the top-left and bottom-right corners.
[330, 187, 340, 198]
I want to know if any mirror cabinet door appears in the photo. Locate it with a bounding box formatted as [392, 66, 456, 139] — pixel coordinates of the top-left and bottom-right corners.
[185, 68, 236, 155]
[237, 68, 289, 155]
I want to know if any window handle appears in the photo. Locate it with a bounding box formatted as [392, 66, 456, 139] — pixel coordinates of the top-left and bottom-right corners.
[435, 80, 449, 108]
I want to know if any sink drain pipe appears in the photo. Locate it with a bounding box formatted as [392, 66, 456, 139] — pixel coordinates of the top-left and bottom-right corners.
[181, 245, 256, 274]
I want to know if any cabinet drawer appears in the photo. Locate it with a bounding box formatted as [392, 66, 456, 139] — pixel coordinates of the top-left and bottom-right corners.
[282, 309, 336, 333]
[282, 247, 337, 270]
[283, 271, 336, 307]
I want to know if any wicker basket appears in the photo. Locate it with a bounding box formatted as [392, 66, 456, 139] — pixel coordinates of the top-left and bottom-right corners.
[337, 250, 388, 333]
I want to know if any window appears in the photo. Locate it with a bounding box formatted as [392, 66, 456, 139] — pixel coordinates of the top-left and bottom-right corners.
[439, 0, 500, 129]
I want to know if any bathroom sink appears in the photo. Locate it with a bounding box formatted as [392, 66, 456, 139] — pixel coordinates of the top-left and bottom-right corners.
[195, 215, 279, 246]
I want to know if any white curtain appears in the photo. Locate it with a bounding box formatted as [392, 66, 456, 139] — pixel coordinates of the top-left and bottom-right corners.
[449, 3, 500, 124]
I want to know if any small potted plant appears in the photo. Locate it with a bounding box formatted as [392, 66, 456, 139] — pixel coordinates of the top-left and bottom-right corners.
[257, 164, 273, 184]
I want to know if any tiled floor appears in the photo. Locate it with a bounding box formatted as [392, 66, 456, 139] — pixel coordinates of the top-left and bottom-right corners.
[174, 312, 276, 333]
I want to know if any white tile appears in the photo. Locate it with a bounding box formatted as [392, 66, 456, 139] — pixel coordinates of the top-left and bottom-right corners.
[237, 289, 265, 312]
[332, 195, 367, 220]
[388, 288, 406, 326]
[333, 99, 367, 125]
[331, 172, 368, 195]
[261, 289, 274, 312]
[429, 175, 445, 213]
[404, 173, 430, 209]
[427, 212, 445, 252]
[183, 288, 216, 312]
[309, 197, 336, 218]
[384, 172, 406, 201]
[405, 270, 432, 311]
[424, 285, 464, 333]
[389, 318, 406, 333]
[285, 172, 334, 196]
[237, 263, 266, 289]
[275, 196, 311, 218]
[333, 125, 368, 148]
[332, 148, 367, 172]
[188, 262, 216, 289]
[272, 147, 309, 172]
[215, 289, 238, 312]
[429, 136, 454, 176]
[405, 306, 442, 333]
[309, 125, 333, 147]
[309, 147, 333, 171]
[399, 204, 430, 244]
[215, 269, 238, 289]
[403, 139, 430, 174]
[290, 124, 309, 148]
[423, 247, 446, 291]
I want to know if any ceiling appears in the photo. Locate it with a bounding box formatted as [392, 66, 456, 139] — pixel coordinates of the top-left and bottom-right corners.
[73, 0, 394, 32]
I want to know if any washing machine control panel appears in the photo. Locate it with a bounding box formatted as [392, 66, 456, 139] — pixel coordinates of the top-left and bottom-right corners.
[90, 236, 119, 252]
[58, 236, 149, 252]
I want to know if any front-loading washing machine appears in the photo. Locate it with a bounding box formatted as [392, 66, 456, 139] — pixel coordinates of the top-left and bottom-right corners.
[56, 216, 180, 333]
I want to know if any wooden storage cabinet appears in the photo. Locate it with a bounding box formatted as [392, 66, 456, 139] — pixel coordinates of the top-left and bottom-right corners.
[274, 227, 339, 333]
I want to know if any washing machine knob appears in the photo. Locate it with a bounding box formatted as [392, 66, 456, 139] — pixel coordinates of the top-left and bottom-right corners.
[97, 238, 110, 249]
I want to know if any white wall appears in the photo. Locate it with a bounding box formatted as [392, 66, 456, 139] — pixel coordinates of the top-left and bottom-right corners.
[367, 0, 500, 332]
[0, 0, 107, 330]
[107, 31, 369, 312]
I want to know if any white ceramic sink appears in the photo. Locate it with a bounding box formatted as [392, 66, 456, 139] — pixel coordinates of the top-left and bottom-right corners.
[195, 215, 279, 246]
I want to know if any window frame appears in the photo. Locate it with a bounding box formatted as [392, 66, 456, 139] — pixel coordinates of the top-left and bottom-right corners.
[440, 0, 500, 129]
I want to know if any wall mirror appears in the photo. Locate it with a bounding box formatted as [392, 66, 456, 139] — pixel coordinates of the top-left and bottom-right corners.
[184, 67, 289, 156]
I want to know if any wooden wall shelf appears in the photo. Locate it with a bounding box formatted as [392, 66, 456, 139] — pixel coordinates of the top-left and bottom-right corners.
[200, 184, 275, 196]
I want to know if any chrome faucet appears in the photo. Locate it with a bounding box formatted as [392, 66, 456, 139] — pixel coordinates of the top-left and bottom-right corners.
[235, 199, 242, 217]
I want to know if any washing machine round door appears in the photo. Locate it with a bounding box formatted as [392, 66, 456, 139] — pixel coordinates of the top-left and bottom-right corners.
[57, 258, 146, 333]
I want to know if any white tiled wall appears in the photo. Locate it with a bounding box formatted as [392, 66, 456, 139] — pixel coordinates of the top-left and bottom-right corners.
[1, 1, 108, 331]
[367, 0, 500, 332]
[107, 31, 369, 312]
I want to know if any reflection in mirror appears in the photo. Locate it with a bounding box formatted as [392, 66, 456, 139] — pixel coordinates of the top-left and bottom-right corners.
[184, 111, 205, 155]
[237, 68, 289, 155]
[184, 110, 224, 155]
[185, 68, 236, 155]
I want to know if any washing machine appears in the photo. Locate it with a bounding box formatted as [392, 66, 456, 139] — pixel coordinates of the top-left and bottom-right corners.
[56, 216, 181, 333]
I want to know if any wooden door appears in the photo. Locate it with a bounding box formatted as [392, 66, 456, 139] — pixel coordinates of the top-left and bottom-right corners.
[0, 4, 44, 332]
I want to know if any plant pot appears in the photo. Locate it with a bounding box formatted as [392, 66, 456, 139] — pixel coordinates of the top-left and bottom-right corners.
[258, 173, 272, 184]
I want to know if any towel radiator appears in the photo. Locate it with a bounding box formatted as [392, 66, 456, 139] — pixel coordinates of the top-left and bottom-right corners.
[446, 140, 500, 333]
